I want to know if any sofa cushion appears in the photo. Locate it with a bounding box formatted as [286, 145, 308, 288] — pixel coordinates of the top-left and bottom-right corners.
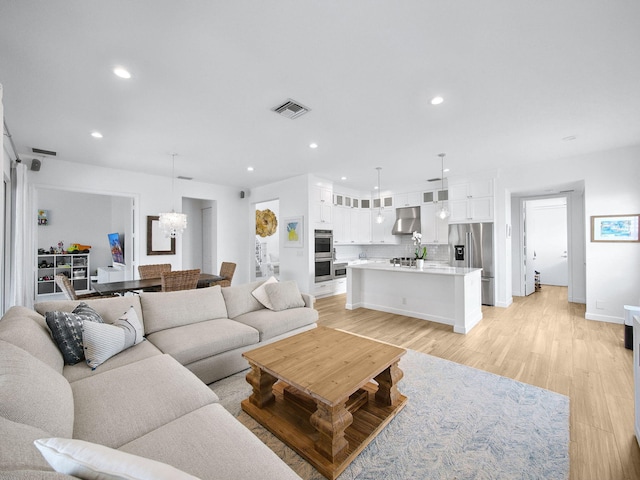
[0, 306, 64, 373]
[34, 437, 199, 480]
[63, 340, 162, 383]
[0, 416, 58, 473]
[71, 354, 219, 448]
[0, 340, 74, 438]
[146, 319, 259, 365]
[233, 307, 319, 341]
[264, 280, 305, 311]
[45, 303, 104, 365]
[82, 307, 145, 369]
[119, 403, 302, 480]
[36, 296, 144, 329]
[221, 279, 266, 318]
[140, 286, 228, 335]
[251, 276, 278, 309]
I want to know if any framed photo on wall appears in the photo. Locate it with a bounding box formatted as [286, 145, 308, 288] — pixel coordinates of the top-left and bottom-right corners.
[283, 216, 304, 248]
[147, 215, 176, 255]
[591, 214, 640, 242]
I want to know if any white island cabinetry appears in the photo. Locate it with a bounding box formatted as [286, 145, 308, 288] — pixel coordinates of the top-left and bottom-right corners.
[346, 263, 483, 334]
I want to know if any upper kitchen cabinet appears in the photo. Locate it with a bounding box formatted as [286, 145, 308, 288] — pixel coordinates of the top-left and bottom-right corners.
[312, 184, 333, 227]
[371, 208, 399, 244]
[372, 196, 393, 209]
[420, 202, 449, 244]
[448, 178, 494, 223]
[423, 189, 448, 203]
[393, 191, 421, 208]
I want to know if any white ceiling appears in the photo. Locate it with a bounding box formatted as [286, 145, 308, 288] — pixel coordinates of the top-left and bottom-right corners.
[1, 1, 639, 193]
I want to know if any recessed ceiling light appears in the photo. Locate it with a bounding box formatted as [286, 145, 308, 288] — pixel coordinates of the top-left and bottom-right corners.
[341, 176, 347, 181]
[430, 96, 444, 105]
[309, 143, 318, 149]
[91, 131, 103, 138]
[247, 167, 254, 172]
[562, 135, 577, 141]
[113, 67, 131, 79]
[443, 168, 450, 173]
[374, 186, 379, 190]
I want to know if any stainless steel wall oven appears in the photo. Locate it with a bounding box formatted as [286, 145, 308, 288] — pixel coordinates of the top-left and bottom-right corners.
[314, 230, 333, 282]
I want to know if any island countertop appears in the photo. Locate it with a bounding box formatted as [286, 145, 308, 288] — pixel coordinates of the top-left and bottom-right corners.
[347, 262, 482, 276]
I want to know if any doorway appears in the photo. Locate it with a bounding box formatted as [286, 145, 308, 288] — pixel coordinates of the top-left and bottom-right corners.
[522, 197, 568, 296]
[182, 197, 217, 274]
[254, 199, 280, 280]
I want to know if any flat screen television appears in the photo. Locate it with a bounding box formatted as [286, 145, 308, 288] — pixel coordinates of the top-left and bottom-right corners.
[107, 233, 125, 269]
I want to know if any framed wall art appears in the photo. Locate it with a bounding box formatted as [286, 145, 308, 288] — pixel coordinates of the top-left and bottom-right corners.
[591, 214, 639, 242]
[283, 216, 304, 248]
[147, 215, 176, 255]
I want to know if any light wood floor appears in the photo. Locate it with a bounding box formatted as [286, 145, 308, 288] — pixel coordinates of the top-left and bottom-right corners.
[315, 286, 640, 480]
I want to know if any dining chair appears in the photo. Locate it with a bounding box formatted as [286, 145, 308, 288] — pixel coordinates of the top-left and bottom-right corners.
[54, 273, 102, 300]
[210, 262, 236, 288]
[161, 269, 200, 292]
[138, 264, 172, 292]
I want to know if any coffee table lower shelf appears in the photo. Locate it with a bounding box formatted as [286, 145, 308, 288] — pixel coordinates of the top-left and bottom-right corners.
[241, 380, 407, 480]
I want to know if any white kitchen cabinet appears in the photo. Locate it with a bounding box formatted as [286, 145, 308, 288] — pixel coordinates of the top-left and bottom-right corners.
[371, 209, 398, 244]
[373, 196, 393, 209]
[333, 206, 348, 243]
[356, 208, 371, 244]
[449, 197, 493, 223]
[393, 191, 421, 207]
[448, 178, 494, 223]
[312, 185, 333, 227]
[334, 205, 372, 244]
[313, 278, 346, 298]
[420, 202, 449, 244]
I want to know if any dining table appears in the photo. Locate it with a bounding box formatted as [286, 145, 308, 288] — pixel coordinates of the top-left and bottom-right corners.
[91, 273, 224, 296]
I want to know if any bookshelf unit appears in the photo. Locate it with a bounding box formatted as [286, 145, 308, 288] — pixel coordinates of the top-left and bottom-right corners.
[37, 253, 90, 296]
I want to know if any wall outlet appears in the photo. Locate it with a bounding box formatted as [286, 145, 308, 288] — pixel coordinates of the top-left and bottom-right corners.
[596, 300, 607, 310]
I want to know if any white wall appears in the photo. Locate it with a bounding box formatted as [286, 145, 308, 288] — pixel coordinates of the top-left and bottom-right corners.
[499, 145, 640, 323]
[250, 174, 311, 294]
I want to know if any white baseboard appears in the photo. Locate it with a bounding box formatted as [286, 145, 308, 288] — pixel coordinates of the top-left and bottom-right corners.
[584, 312, 623, 324]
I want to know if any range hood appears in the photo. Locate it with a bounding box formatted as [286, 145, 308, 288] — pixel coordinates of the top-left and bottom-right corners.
[392, 206, 421, 235]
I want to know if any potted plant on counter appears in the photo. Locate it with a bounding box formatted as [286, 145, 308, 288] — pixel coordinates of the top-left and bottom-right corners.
[412, 231, 427, 269]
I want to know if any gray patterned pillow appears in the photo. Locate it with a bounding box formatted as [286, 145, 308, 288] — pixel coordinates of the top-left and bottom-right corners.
[45, 303, 104, 365]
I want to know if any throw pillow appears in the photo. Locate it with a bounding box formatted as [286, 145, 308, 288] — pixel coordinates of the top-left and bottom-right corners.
[251, 276, 278, 309]
[83, 306, 144, 369]
[34, 437, 200, 480]
[45, 302, 104, 365]
[264, 280, 305, 312]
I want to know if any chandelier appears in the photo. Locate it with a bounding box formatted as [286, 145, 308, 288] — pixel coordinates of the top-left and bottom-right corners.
[437, 153, 450, 220]
[159, 153, 187, 238]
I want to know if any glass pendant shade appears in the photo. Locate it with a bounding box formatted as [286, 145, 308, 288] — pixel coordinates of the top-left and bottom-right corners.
[437, 153, 450, 219]
[159, 210, 187, 238]
[159, 153, 187, 237]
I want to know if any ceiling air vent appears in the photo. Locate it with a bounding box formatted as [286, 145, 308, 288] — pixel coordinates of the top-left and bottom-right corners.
[177, 176, 193, 181]
[32, 147, 57, 156]
[271, 99, 311, 119]
[427, 177, 441, 182]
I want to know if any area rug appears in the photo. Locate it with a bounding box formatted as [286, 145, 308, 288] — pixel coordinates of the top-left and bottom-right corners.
[210, 349, 569, 480]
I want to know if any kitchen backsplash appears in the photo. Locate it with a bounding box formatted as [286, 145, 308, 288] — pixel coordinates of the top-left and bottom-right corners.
[336, 236, 450, 263]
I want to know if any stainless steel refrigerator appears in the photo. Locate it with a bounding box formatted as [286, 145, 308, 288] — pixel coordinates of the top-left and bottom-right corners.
[449, 223, 495, 306]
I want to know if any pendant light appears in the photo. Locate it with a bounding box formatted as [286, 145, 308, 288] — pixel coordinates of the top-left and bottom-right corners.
[437, 153, 450, 220]
[375, 167, 384, 224]
[159, 153, 188, 238]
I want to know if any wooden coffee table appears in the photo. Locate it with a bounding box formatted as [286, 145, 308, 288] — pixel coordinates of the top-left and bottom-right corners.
[241, 326, 407, 480]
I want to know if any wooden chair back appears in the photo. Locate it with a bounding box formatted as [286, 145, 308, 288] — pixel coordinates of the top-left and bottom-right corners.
[138, 263, 172, 279]
[211, 262, 236, 288]
[55, 274, 78, 300]
[161, 269, 200, 292]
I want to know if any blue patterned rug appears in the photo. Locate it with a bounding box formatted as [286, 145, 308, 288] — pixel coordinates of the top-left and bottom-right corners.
[210, 349, 569, 480]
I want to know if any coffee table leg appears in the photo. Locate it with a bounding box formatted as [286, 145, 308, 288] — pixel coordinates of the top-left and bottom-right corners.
[246, 362, 277, 408]
[374, 361, 404, 406]
[310, 400, 353, 462]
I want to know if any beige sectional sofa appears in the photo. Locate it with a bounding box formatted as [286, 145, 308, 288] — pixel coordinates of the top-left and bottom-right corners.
[0, 280, 317, 479]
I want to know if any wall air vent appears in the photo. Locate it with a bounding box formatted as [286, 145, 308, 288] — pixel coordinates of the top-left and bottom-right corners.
[32, 148, 57, 156]
[271, 99, 311, 119]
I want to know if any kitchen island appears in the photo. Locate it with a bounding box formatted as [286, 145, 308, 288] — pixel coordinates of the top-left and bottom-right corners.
[346, 263, 483, 334]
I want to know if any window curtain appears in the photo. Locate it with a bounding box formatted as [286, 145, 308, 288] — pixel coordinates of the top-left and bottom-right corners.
[10, 161, 33, 308]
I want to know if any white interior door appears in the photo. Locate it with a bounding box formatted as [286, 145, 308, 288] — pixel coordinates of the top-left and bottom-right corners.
[524, 201, 536, 295]
[202, 207, 214, 273]
[527, 199, 568, 286]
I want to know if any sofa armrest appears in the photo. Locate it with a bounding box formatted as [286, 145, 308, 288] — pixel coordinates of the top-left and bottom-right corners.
[301, 293, 315, 308]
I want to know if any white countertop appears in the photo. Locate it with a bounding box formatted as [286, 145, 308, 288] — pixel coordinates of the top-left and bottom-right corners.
[347, 262, 482, 276]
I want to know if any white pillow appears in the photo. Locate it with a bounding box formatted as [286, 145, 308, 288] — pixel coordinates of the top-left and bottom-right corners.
[83, 306, 144, 369]
[251, 276, 278, 309]
[264, 280, 305, 311]
[34, 437, 199, 480]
